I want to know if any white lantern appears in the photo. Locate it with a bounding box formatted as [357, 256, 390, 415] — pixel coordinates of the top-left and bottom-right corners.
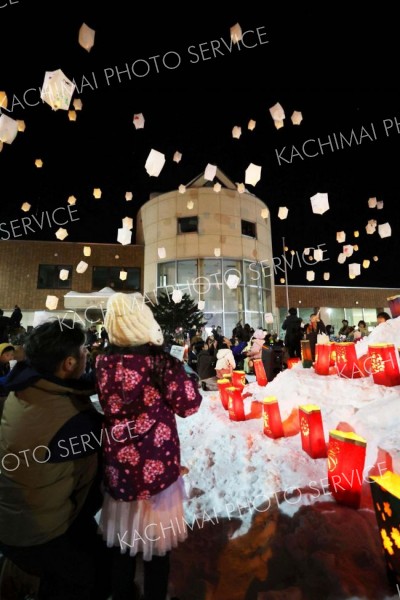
[73, 98, 83, 111]
[83, 246, 91, 257]
[93, 188, 102, 198]
[122, 217, 133, 230]
[269, 102, 285, 122]
[59, 269, 69, 281]
[0, 115, 18, 144]
[21, 202, 31, 212]
[41, 69, 75, 111]
[349, 263, 361, 277]
[198, 300, 205, 310]
[173, 151, 182, 163]
[314, 249, 323, 262]
[306, 271, 315, 282]
[336, 231, 346, 243]
[245, 163, 262, 186]
[119, 270, 127, 281]
[362, 259, 370, 269]
[291, 111, 303, 125]
[133, 113, 145, 129]
[172, 289, 183, 303]
[68, 110, 77, 121]
[158, 247, 166, 259]
[117, 228, 132, 245]
[16, 120, 26, 132]
[278, 207, 289, 220]
[76, 261, 89, 274]
[125, 191, 133, 201]
[368, 197, 377, 208]
[265, 313, 274, 324]
[343, 245, 354, 257]
[310, 192, 329, 215]
[261, 208, 269, 219]
[378, 222, 391, 238]
[68, 195, 77, 205]
[145, 149, 165, 177]
[248, 119, 256, 131]
[337, 253, 346, 264]
[214, 248, 221, 257]
[213, 183, 222, 193]
[78, 23, 95, 52]
[373, 256, 379, 261]
[55, 228, 68, 240]
[237, 183, 245, 194]
[377, 201, 384, 210]
[226, 274, 240, 289]
[187, 200, 194, 209]
[204, 163, 217, 181]
[232, 126, 242, 139]
[178, 185, 186, 194]
[274, 120, 284, 130]
[230, 23, 242, 43]
[45, 295, 59, 310]
[323, 272, 330, 281]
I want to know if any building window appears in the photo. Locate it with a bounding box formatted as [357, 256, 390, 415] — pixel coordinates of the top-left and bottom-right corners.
[37, 264, 73, 289]
[92, 267, 141, 291]
[241, 220, 256, 238]
[178, 216, 198, 234]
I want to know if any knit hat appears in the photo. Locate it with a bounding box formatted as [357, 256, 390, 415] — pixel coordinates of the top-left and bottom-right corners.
[104, 293, 164, 347]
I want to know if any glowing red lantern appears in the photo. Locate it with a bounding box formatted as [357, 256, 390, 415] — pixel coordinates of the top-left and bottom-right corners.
[329, 343, 336, 366]
[253, 359, 268, 386]
[335, 342, 362, 379]
[368, 344, 400, 387]
[327, 429, 367, 508]
[287, 358, 301, 369]
[226, 386, 245, 421]
[217, 378, 231, 410]
[299, 404, 326, 459]
[262, 396, 284, 438]
[387, 294, 400, 318]
[301, 340, 313, 368]
[232, 370, 246, 389]
[314, 344, 331, 376]
[369, 470, 400, 585]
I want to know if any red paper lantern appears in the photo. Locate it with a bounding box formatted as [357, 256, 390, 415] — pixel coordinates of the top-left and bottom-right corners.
[253, 359, 268, 386]
[226, 386, 245, 421]
[299, 404, 326, 459]
[329, 343, 336, 366]
[217, 378, 231, 410]
[369, 470, 400, 585]
[387, 294, 400, 318]
[262, 396, 284, 438]
[368, 344, 400, 387]
[314, 344, 331, 376]
[328, 429, 367, 509]
[301, 340, 313, 368]
[232, 370, 246, 389]
[287, 358, 301, 369]
[335, 342, 362, 379]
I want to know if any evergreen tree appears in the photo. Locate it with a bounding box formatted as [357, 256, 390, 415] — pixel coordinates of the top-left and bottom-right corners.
[150, 292, 207, 339]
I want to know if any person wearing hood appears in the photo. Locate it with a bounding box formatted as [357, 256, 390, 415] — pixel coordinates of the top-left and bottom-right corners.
[0, 319, 111, 599]
[95, 293, 202, 600]
[245, 329, 267, 371]
[215, 337, 236, 379]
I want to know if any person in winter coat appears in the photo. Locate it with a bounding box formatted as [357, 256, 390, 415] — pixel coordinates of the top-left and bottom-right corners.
[306, 312, 326, 361]
[215, 339, 236, 379]
[96, 293, 202, 600]
[245, 329, 267, 371]
[281, 308, 303, 358]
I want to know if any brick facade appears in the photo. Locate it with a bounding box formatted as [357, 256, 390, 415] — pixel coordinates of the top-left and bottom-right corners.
[274, 285, 400, 310]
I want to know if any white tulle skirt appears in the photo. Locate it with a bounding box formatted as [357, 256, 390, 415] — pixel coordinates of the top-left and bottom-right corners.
[99, 477, 188, 561]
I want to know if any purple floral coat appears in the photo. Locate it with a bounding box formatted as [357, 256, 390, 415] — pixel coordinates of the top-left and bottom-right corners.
[95, 350, 202, 501]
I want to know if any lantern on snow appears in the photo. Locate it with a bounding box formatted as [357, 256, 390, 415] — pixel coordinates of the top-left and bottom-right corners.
[232, 370, 246, 390]
[367, 344, 400, 387]
[217, 379, 230, 410]
[301, 340, 313, 368]
[262, 396, 284, 439]
[335, 342, 362, 379]
[314, 344, 331, 376]
[328, 430, 367, 509]
[226, 387, 245, 421]
[299, 404, 326, 459]
[253, 359, 268, 386]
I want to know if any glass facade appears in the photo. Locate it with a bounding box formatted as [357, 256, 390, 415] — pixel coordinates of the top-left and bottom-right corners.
[157, 258, 272, 335]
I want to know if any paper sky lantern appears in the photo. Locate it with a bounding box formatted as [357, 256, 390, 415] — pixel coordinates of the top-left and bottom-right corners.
[378, 222, 392, 238]
[213, 182, 222, 193]
[278, 206, 288, 220]
[274, 120, 284, 130]
[237, 183, 245, 193]
[349, 263, 361, 277]
[198, 300, 205, 310]
[172, 151, 182, 163]
[93, 188, 101, 199]
[280, 278, 285, 284]
[16, 120, 26, 132]
[338, 253, 346, 264]
[0, 115, 18, 144]
[78, 23, 95, 51]
[299, 404, 327, 459]
[214, 248, 221, 257]
[368, 344, 400, 387]
[76, 260, 88, 274]
[119, 270, 127, 281]
[158, 247, 166, 259]
[133, 113, 145, 129]
[261, 208, 269, 219]
[314, 344, 331, 376]
[217, 379, 231, 410]
[306, 271, 315, 282]
[362, 259, 370, 269]
[373, 255, 379, 261]
[291, 111, 303, 125]
[172, 289, 183, 304]
[68, 195, 77, 205]
[55, 227, 68, 240]
[368, 197, 377, 208]
[227, 387, 245, 421]
[187, 200, 194, 209]
[343, 245, 353, 257]
[45, 295, 59, 310]
[323, 272, 330, 281]
[387, 295, 400, 318]
[354, 230, 359, 237]
[122, 192, 132, 202]
[265, 313, 274, 324]
[117, 228, 132, 245]
[0, 141, 3, 152]
[335, 342, 362, 379]
[353, 244, 359, 251]
[41, 69, 75, 111]
[83, 246, 91, 257]
[230, 23, 243, 43]
[248, 119, 256, 131]
[59, 269, 69, 281]
[21, 202, 31, 212]
[310, 192, 329, 215]
[369, 470, 400, 585]
[204, 163, 217, 181]
[377, 201, 384, 209]
[226, 274, 240, 289]
[145, 149, 165, 177]
[328, 430, 367, 508]
[68, 110, 77, 121]
[262, 396, 284, 438]
[73, 98, 83, 111]
[253, 359, 268, 386]
[336, 231, 346, 243]
[269, 102, 285, 123]
[314, 249, 323, 262]
[245, 163, 262, 186]
[232, 126, 241, 139]
[122, 217, 133, 230]
[0, 91, 7, 109]
[301, 340, 313, 368]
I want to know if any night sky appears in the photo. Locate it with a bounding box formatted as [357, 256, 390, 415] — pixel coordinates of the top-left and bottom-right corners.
[1, 2, 400, 287]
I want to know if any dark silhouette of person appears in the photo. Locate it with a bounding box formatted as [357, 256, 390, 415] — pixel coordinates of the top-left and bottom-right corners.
[282, 308, 303, 358]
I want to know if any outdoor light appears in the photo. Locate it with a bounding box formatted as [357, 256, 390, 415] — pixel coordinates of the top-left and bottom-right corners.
[299, 404, 327, 459]
[217, 379, 230, 410]
[367, 344, 400, 387]
[387, 294, 400, 317]
[231, 371, 246, 390]
[335, 342, 362, 379]
[262, 396, 284, 439]
[328, 430, 367, 508]
[253, 359, 268, 386]
[314, 344, 331, 376]
[227, 387, 245, 421]
[301, 340, 313, 368]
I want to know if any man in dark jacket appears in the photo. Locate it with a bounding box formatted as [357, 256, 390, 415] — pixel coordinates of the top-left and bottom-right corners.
[281, 307, 303, 358]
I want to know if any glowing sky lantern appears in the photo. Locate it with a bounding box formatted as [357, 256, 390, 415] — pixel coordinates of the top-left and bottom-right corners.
[41, 69, 75, 111]
[378, 222, 391, 238]
[83, 246, 91, 257]
[278, 206, 288, 220]
[363, 259, 370, 269]
[237, 183, 245, 193]
[76, 260, 88, 274]
[349, 263, 361, 277]
[117, 228, 132, 245]
[291, 111, 303, 125]
[16, 120, 26, 132]
[366, 219, 377, 234]
[68, 110, 77, 121]
[68, 195, 77, 205]
[178, 185, 186, 194]
[269, 102, 285, 124]
[213, 183, 221, 193]
[377, 200, 384, 209]
[343, 245, 354, 257]
[55, 228, 68, 240]
[245, 163, 261, 186]
[133, 113, 145, 129]
[172, 289, 183, 303]
[306, 271, 315, 282]
[226, 274, 240, 289]
[0, 115, 18, 144]
[173, 151, 182, 163]
[338, 253, 346, 264]
[214, 248, 221, 257]
[198, 300, 205, 310]
[187, 200, 194, 209]
[125, 191, 133, 201]
[145, 149, 165, 177]
[368, 197, 377, 208]
[119, 270, 127, 281]
[35, 158, 43, 168]
[336, 231, 346, 243]
[204, 163, 217, 181]
[59, 269, 69, 281]
[78, 23, 95, 52]
[230, 23, 242, 43]
[310, 192, 329, 214]
[122, 217, 133, 230]
[0, 142, 3, 153]
[261, 208, 269, 219]
[232, 126, 242, 139]
[158, 247, 166, 259]
[323, 272, 330, 281]
[21, 202, 31, 212]
[73, 98, 83, 111]
[93, 188, 102, 198]
[248, 119, 256, 131]
[314, 249, 323, 262]
[45, 295, 58, 310]
[265, 313, 274, 324]
[0, 92, 7, 109]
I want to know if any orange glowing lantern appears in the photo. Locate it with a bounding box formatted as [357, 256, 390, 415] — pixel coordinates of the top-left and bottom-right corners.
[232, 370, 246, 389]
[329, 343, 336, 366]
[287, 357, 301, 369]
[253, 359, 268, 386]
[226, 387, 245, 421]
[335, 342, 362, 379]
[314, 344, 331, 375]
[301, 340, 313, 368]
[369, 470, 400, 585]
[328, 430, 367, 508]
[217, 379, 231, 410]
[262, 396, 284, 438]
[368, 344, 400, 387]
[387, 295, 400, 318]
[299, 404, 326, 459]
